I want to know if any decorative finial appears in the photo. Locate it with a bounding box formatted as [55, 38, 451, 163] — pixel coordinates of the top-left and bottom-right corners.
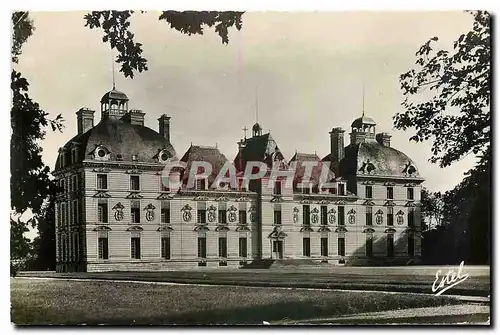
[255, 86, 259, 123]
[242, 126, 248, 139]
[111, 47, 116, 90]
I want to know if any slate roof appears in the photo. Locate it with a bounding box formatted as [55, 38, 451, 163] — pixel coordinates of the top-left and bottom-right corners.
[180, 145, 230, 186]
[55, 117, 176, 169]
[289, 152, 335, 188]
[323, 139, 420, 178]
[234, 132, 285, 171]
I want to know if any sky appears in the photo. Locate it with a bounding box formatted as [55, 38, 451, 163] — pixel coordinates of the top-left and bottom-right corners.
[15, 10, 480, 194]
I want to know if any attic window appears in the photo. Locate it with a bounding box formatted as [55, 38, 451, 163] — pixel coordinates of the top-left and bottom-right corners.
[97, 148, 106, 158]
[161, 152, 169, 161]
[116, 154, 123, 161]
[132, 155, 138, 161]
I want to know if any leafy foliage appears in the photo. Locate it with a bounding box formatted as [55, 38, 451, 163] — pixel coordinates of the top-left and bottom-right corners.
[84, 11, 244, 78]
[11, 70, 63, 214]
[395, 11, 490, 168]
[11, 12, 34, 64]
[10, 11, 64, 270]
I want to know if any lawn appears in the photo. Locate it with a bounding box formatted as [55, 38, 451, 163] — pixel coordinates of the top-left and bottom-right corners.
[17, 265, 491, 297]
[11, 277, 464, 325]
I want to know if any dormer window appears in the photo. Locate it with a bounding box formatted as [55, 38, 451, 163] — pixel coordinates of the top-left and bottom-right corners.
[94, 146, 110, 161]
[196, 178, 206, 190]
[158, 149, 171, 164]
[338, 183, 346, 196]
[132, 155, 138, 161]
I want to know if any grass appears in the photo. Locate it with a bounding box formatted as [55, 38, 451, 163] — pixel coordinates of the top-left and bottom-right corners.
[11, 277, 464, 325]
[18, 266, 491, 297]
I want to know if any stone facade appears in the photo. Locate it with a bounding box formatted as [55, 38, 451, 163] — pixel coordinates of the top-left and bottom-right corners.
[53, 89, 424, 272]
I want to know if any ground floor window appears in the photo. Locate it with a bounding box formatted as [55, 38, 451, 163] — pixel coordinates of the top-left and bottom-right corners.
[303, 237, 311, 257]
[198, 236, 207, 258]
[239, 237, 248, 257]
[161, 236, 171, 259]
[218, 237, 228, 258]
[131, 237, 141, 259]
[408, 234, 414, 256]
[320, 237, 328, 257]
[387, 234, 394, 257]
[338, 236, 345, 256]
[98, 236, 109, 260]
[366, 235, 373, 257]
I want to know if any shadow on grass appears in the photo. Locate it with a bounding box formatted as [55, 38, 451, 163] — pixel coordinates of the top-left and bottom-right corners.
[13, 292, 461, 326]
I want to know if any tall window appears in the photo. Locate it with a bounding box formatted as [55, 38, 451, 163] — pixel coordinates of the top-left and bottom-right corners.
[338, 237, 346, 256]
[408, 234, 414, 256]
[387, 187, 394, 199]
[218, 209, 227, 224]
[60, 179, 65, 194]
[198, 236, 207, 258]
[239, 210, 247, 225]
[366, 206, 373, 226]
[198, 209, 207, 224]
[131, 200, 140, 224]
[274, 204, 282, 225]
[131, 237, 141, 259]
[239, 237, 248, 257]
[407, 187, 414, 200]
[321, 206, 328, 225]
[366, 235, 373, 257]
[338, 206, 345, 225]
[161, 236, 171, 259]
[196, 178, 206, 190]
[303, 237, 311, 256]
[274, 181, 282, 195]
[98, 200, 108, 223]
[130, 175, 140, 191]
[161, 201, 170, 224]
[408, 208, 415, 228]
[338, 183, 346, 196]
[218, 237, 228, 258]
[303, 205, 310, 225]
[387, 207, 394, 226]
[73, 200, 78, 224]
[98, 236, 109, 259]
[320, 237, 328, 257]
[387, 235, 394, 257]
[97, 174, 107, 190]
[61, 203, 66, 225]
[365, 186, 373, 199]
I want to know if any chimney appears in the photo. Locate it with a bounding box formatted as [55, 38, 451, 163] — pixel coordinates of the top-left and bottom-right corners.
[158, 114, 171, 142]
[329, 127, 345, 164]
[76, 108, 95, 134]
[376, 132, 392, 147]
[127, 109, 145, 126]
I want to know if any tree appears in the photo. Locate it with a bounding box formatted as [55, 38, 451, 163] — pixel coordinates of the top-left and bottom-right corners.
[395, 11, 490, 168]
[84, 11, 243, 78]
[396, 11, 491, 265]
[420, 188, 443, 231]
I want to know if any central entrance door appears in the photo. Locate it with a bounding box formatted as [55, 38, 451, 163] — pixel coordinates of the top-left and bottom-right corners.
[272, 240, 284, 259]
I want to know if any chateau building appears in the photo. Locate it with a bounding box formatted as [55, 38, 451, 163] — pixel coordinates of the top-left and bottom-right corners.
[53, 88, 424, 272]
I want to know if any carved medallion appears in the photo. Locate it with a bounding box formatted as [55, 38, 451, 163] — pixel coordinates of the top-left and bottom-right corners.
[183, 211, 192, 222]
[228, 212, 237, 223]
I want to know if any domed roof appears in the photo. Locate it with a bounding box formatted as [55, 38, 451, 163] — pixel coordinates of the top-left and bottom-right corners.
[100, 89, 129, 103]
[55, 118, 176, 169]
[252, 122, 262, 132]
[351, 115, 376, 128]
[335, 140, 421, 178]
